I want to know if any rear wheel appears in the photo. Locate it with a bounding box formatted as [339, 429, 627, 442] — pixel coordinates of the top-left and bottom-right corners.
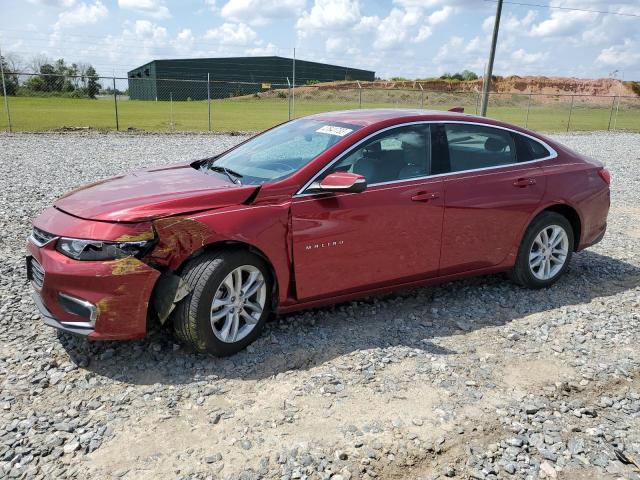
[510, 212, 574, 288]
[172, 250, 272, 356]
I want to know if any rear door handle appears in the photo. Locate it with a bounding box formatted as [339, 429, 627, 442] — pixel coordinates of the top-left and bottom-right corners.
[513, 177, 536, 188]
[411, 191, 440, 202]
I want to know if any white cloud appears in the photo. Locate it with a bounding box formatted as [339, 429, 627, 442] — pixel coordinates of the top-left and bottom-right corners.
[464, 36, 484, 54]
[393, 0, 475, 8]
[28, 0, 76, 6]
[203, 22, 258, 45]
[296, 0, 361, 31]
[433, 35, 464, 65]
[373, 8, 422, 49]
[354, 15, 379, 33]
[246, 42, 279, 56]
[132, 19, 168, 42]
[172, 28, 195, 54]
[415, 25, 432, 42]
[53, 0, 108, 29]
[483, 10, 537, 35]
[324, 36, 359, 55]
[221, 0, 305, 26]
[426, 6, 453, 25]
[117, 0, 171, 20]
[530, 10, 597, 38]
[597, 39, 640, 67]
[511, 48, 548, 65]
[100, 19, 169, 66]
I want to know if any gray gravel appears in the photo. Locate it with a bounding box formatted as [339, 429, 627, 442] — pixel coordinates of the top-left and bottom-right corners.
[0, 131, 639, 480]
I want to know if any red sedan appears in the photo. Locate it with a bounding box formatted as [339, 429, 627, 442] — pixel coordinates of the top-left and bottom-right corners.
[27, 109, 610, 355]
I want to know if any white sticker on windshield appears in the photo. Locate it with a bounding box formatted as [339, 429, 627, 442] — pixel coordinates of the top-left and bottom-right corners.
[316, 125, 353, 137]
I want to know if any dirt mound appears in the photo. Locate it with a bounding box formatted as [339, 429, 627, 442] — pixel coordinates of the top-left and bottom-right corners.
[313, 76, 638, 97]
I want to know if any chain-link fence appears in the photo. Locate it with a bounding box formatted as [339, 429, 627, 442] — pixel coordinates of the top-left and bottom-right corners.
[1, 72, 638, 133]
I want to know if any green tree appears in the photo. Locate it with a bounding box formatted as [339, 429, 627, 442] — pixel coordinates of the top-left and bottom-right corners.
[24, 63, 58, 92]
[84, 66, 100, 98]
[0, 55, 19, 95]
[460, 70, 478, 81]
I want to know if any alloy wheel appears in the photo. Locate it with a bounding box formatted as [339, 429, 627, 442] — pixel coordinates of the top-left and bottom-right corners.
[528, 224, 569, 280]
[210, 265, 266, 343]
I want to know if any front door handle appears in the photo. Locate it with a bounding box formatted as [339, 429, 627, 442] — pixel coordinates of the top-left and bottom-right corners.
[513, 177, 536, 188]
[411, 191, 440, 202]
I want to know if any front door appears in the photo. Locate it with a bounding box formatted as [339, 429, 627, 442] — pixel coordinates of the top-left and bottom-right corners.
[291, 124, 444, 300]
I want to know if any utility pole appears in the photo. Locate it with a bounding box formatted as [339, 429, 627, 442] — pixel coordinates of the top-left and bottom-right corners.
[480, 0, 503, 117]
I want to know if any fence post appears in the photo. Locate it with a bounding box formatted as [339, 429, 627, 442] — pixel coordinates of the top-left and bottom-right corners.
[207, 73, 211, 132]
[607, 96, 616, 131]
[286, 77, 291, 121]
[292, 48, 296, 118]
[0, 51, 12, 132]
[613, 95, 621, 130]
[566, 94, 574, 132]
[112, 77, 119, 131]
[169, 92, 174, 131]
[525, 92, 532, 128]
[357, 81, 362, 108]
[419, 83, 424, 109]
[475, 90, 480, 115]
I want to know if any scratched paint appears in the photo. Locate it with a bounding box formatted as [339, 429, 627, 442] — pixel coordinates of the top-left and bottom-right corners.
[150, 217, 212, 266]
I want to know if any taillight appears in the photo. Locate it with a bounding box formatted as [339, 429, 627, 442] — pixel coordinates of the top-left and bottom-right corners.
[598, 168, 611, 185]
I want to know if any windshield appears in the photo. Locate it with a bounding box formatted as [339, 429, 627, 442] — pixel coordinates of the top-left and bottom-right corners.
[202, 118, 361, 185]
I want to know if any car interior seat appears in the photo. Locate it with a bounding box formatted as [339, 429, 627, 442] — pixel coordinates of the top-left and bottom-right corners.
[398, 141, 428, 179]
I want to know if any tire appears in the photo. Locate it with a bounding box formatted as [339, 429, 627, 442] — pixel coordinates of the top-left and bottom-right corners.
[510, 211, 574, 289]
[171, 250, 272, 356]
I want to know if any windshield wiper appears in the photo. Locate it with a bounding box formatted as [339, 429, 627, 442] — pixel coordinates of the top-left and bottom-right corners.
[208, 165, 243, 185]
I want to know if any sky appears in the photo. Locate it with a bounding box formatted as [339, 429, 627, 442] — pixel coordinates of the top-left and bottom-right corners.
[1, 0, 639, 81]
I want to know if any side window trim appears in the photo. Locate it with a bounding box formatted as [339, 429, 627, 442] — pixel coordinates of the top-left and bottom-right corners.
[295, 121, 558, 196]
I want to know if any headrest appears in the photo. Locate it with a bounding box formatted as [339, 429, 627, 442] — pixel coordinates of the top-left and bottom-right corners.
[485, 136, 508, 152]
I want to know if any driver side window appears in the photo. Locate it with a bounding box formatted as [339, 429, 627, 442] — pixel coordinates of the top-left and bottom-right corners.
[326, 125, 431, 185]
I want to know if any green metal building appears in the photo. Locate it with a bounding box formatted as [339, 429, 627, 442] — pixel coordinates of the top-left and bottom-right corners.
[127, 56, 375, 101]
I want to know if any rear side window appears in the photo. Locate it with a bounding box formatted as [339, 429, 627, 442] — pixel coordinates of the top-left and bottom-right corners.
[444, 124, 516, 172]
[512, 133, 551, 162]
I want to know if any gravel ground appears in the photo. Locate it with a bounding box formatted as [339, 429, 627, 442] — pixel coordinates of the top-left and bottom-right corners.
[0, 131, 639, 480]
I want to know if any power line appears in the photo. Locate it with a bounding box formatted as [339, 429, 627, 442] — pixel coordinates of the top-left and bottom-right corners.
[483, 0, 640, 18]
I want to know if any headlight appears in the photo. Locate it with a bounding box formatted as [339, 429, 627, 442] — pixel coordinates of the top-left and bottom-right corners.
[56, 238, 154, 261]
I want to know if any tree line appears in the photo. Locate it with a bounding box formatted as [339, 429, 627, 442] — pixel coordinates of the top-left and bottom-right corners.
[1, 54, 101, 99]
[390, 70, 480, 82]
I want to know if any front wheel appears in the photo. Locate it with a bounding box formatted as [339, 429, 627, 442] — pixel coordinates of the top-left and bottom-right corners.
[171, 250, 272, 356]
[510, 212, 574, 289]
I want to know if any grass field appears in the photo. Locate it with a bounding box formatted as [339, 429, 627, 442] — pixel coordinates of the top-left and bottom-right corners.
[1, 94, 638, 133]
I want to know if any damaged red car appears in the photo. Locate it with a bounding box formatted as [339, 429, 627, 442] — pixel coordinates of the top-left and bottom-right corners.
[27, 109, 610, 355]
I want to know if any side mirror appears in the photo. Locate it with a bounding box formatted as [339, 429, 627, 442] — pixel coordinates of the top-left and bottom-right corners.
[306, 172, 367, 194]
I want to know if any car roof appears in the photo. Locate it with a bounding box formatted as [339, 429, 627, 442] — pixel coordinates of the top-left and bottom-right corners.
[306, 108, 509, 129]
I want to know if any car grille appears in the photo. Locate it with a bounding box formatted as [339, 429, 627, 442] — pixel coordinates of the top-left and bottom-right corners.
[30, 258, 45, 289]
[31, 227, 57, 247]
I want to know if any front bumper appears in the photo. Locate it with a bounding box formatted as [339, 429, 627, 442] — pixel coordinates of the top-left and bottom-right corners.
[31, 291, 95, 336]
[27, 209, 161, 340]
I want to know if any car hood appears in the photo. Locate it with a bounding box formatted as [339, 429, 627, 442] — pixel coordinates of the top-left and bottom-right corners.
[54, 164, 258, 222]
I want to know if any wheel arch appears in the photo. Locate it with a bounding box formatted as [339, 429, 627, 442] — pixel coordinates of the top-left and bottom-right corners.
[178, 240, 280, 309]
[527, 202, 582, 251]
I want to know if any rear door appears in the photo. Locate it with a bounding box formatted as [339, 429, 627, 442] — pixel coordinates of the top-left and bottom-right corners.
[291, 124, 445, 300]
[438, 122, 549, 275]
